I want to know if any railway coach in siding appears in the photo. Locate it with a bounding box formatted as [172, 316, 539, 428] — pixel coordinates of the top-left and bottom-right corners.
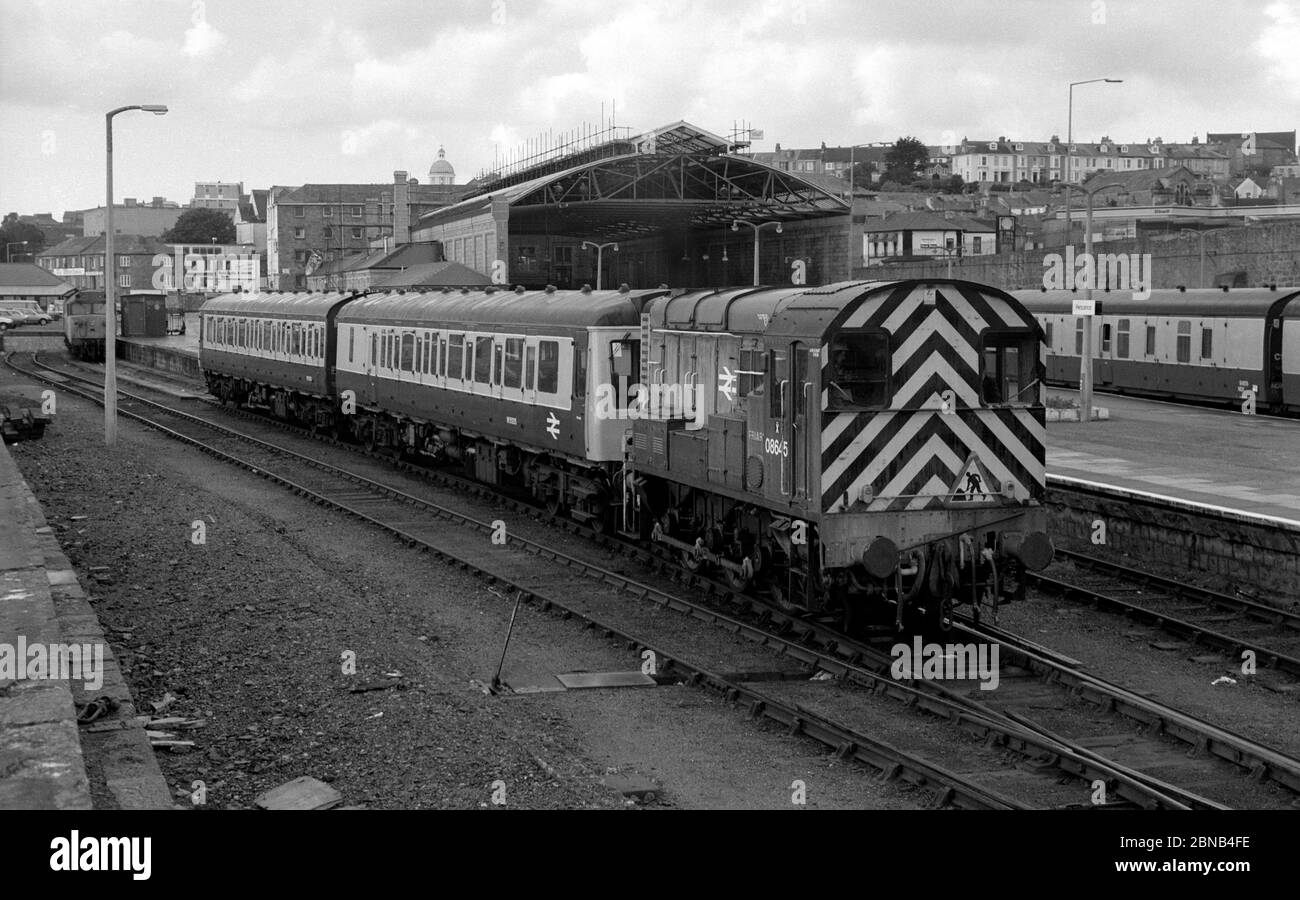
[333, 285, 670, 527]
[625, 280, 1055, 632]
[1017, 287, 1300, 412]
[199, 291, 359, 427]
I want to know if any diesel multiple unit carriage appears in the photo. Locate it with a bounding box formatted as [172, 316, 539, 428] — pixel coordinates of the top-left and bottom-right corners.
[1017, 286, 1300, 413]
[200, 280, 1054, 630]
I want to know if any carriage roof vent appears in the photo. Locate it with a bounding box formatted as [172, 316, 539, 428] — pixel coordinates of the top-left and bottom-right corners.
[441, 287, 451, 293]
[515, 285, 526, 294]
[619, 283, 630, 293]
[580, 284, 592, 293]
[1221, 285, 1229, 292]
[485, 286, 496, 294]
[545, 285, 557, 293]
[1270, 283, 1277, 290]
[1177, 285, 1186, 291]
[461, 287, 470, 293]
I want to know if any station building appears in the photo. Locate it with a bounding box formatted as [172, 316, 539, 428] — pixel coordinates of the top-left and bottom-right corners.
[410, 122, 853, 289]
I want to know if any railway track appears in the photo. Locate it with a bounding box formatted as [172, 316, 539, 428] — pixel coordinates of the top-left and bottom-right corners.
[1032, 548, 1300, 681]
[11, 351, 1298, 809]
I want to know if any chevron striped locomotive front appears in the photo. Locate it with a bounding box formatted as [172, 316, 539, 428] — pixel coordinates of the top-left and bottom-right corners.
[626, 280, 1053, 631]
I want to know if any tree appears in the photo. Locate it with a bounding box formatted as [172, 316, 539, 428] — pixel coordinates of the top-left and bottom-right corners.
[883, 136, 929, 184]
[161, 207, 236, 244]
[0, 213, 46, 259]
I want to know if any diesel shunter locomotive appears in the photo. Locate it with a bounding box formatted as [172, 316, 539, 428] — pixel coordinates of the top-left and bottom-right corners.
[199, 279, 1053, 632]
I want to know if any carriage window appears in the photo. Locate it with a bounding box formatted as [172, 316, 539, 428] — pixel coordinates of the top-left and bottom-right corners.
[1101, 323, 1112, 355]
[1075, 321, 1084, 355]
[538, 340, 559, 393]
[525, 345, 536, 390]
[981, 332, 1037, 405]
[1176, 321, 1191, 363]
[448, 335, 464, 380]
[825, 332, 889, 410]
[738, 347, 766, 397]
[1201, 327, 1213, 360]
[493, 342, 504, 385]
[474, 336, 493, 383]
[438, 337, 447, 376]
[291, 324, 302, 357]
[1145, 324, 1156, 356]
[503, 338, 523, 389]
[1044, 322, 1053, 349]
[1116, 319, 1130, 358]
[401, 333, 415, 371]
[380, 332, 389, 368]
[348, 326, 354, 363]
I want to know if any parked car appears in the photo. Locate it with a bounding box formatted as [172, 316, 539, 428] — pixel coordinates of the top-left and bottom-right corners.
[0, 306, 52, 326]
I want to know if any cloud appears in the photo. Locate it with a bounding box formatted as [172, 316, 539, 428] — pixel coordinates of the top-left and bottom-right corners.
[183, 19, 228, 58]
[1257, 1, 1300, 97]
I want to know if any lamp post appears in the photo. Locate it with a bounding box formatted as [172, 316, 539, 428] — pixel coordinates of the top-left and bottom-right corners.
[1063, 78, 1122, 247]
[1080, 179, 1125, 424]
[581, 240, 618, 290]
[105, 103, 168, 446]
[5, 241, 28, 263]
[732, 218, 783, 286]
[1179, 228, 1207, 288]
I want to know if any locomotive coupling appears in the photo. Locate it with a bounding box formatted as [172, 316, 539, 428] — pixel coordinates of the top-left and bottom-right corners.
[1001, 530, 1054, 571]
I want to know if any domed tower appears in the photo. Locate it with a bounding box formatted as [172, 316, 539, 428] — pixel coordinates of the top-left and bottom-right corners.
[428, 146, 455, 185]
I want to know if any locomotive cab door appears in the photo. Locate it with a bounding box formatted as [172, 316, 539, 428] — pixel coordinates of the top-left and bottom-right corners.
[791, 341, 809, 499]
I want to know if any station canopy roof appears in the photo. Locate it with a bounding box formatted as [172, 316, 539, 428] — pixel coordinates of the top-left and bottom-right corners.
[418, 121, 850, 242]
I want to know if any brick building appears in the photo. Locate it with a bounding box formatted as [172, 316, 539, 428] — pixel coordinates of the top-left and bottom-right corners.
[267, 164, 467, 290]
[81, 199, 184, 237]
[36, 235, 169, 292]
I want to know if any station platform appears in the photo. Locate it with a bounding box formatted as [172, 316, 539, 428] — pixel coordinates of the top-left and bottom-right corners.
[1045, 389, 1300, 528]
[0, 423, 171, 809]
[118, 312, 200, 379]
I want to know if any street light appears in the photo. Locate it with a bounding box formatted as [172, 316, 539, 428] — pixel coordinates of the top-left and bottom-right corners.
[1079, 178, 1126, 424]
[5, 241, 28, 263]
[105, 103, 167, 446]
[1063, 78, 1122, 246]
[1179, 228, 1207, 288]
[581, 240, 618, 290]
[845, 143, 874, 277]
[732, 218, 783, 286]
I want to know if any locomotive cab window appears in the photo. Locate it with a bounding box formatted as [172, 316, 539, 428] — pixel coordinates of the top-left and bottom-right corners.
[981, 331, 1037, 405]
[825, 331, 889, 410]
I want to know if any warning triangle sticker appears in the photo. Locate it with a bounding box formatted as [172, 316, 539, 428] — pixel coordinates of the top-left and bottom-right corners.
[947, 454, 1001, 505]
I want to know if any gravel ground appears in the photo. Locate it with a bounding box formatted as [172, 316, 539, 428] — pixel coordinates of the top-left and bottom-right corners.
[3, 366, 927, 810]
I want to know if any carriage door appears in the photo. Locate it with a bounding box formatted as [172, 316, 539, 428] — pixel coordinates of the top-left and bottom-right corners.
[1098, 321, 1114, 385]
[368, 330, 379, 402]
[1265, 299, 1288, 408]
[791, 342, 809, 498]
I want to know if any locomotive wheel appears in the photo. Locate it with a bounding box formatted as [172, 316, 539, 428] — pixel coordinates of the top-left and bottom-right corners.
[362, 426, 378, 454]
[544, 495, 564, 517]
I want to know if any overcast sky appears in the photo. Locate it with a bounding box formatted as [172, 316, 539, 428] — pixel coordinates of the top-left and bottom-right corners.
[1, 0, 1297, 218]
